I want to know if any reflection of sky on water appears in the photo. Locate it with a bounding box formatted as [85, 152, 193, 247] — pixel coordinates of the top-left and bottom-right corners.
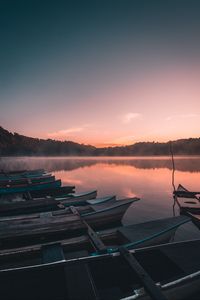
[2, 156, 200, 172]
[1, 156, 200, 241]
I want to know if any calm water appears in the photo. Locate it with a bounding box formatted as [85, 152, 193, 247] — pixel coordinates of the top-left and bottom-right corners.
[1, 156, 200, 242]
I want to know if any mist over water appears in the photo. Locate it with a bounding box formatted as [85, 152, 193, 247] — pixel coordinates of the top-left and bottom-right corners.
[1, 156, 200, 241]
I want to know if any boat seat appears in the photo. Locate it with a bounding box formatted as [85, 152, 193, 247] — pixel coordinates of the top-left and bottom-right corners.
[64, 260, 98, 299]
[42, 243, 65, 263]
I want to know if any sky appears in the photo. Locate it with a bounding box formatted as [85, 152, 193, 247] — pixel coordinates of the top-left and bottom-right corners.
[0, 0, 200, 147]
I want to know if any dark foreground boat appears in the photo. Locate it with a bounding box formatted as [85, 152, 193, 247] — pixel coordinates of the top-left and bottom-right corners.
[0, 192, 118, 217]
[0, 238, 200, 300]
[0, 199, 135, 248]
[0, 215, 188, 256]
[187, 212, 200, 229]
[0, 179, 62, 195]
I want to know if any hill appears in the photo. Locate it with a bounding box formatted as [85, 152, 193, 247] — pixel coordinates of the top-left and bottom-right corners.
[0, 126, 200, 156]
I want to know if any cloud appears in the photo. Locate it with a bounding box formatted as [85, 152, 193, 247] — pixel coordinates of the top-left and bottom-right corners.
[166, 114, 199, 121]
[47, 124, 91, 139]
[111, 135, 136, 145]
[122, 113, 142, 123]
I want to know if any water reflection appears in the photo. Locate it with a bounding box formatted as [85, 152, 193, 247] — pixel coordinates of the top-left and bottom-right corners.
[1, 156, 200, 241]
[1, 156, 200, 172]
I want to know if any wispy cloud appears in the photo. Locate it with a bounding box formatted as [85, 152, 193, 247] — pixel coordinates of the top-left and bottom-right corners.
[111, 135, 136, 145]
[47, 124, 91, 139]
[166, 114, 199, 121]
[122, 113, 142, 123]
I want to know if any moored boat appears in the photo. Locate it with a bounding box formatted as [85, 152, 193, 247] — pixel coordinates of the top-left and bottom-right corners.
[0, 193, 118, 217]
[174, 184, 200, 199]
[0, 179, 62, 195]
[0, 169, 46, 180]
[23, 185, 75, 198]
[174, 185, 200, 230]
[0, 215, 188, 255]
[174, 184, 200, 212]
[0, 238, 199, 300]
[0, 199, 135, 248]
[0, 175, 55, 186]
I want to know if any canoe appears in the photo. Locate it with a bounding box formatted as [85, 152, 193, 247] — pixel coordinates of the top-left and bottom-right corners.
[0, 238, 200, 299]
[23, 185, 75, 198]
[1, 190, 98, 205]
[55, 190, 98, 202]
[0, 179, 62, 195]
[0, 199, 136, 248]
[174, 184, 200, 198]
[0, 169, 45, 176]
[0, 193, 118, 217]
[0, 174, 55, 185]
[0, 215, 189, 255]
[175, 184, 200, 212]
[0, 169, 45, 180]
[174, 185, 200, 229]
[0, 175, 56, 187]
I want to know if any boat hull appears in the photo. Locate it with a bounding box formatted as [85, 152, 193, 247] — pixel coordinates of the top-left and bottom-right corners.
[0, 180, 62, 195]
[0, 239, 200, 300]
[0, 175, 55, 186]
[25, 185, 75, 198]
[0, 169, 45, 180]
[0, 200, 134, 248]
[0, 195, 116, 217]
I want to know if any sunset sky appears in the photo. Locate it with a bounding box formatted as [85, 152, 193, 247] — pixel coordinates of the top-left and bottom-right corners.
[1, 0, 200, 147]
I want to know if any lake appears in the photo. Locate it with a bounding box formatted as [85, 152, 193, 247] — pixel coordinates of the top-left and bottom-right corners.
[1, 156, 200, 241]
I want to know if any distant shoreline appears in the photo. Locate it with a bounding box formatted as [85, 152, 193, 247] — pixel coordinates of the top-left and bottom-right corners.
[1, 126, 200, 156]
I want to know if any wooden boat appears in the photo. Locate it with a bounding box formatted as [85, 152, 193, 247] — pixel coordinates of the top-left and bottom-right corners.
[0, 175, 56, 186]
[174, 184, 200, 199]
[0, 169, 45, 175]
[0, 179, 62, 195]
[174, 185, 200, 230]
[0, 238, 199, 299]
[1, 189, 97, 204]
[23, 185, 75, 198]
[0, 169, 45, 180]
[0, 199, 135, 248]
[0, 215, 188, 255]
[0, 193, 119, 217]
[174, 184, 200, 212]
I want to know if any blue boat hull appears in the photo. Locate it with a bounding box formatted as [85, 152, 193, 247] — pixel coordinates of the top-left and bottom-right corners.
[0, 180, 61, 195]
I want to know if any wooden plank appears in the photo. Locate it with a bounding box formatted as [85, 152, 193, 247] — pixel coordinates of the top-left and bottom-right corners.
[119, 247, 167, 300]
[42, 243, 65, 263]
[69, 206, 107, 253]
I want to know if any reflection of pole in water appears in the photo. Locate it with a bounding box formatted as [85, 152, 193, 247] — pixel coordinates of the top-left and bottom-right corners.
[169, 141, 177, 216]
[169, 141, 176, 192]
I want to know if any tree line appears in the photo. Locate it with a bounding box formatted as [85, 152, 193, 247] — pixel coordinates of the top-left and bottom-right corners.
[0, 126, 200, 156]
